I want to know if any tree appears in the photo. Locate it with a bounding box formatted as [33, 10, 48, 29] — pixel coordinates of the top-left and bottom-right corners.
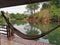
[26, 3, 40, 15]
[42, 3, 51, 10]
[50, 0, 60, 8]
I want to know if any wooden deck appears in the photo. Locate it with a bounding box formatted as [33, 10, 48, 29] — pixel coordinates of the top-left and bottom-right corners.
[0, 34, 53, 45]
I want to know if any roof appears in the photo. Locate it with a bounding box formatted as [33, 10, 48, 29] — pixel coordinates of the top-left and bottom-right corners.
[0, 0, 50, 8]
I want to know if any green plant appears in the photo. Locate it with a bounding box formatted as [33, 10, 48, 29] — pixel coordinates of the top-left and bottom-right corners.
[26, 27, 39, 40]
[26, 30, 39, 35]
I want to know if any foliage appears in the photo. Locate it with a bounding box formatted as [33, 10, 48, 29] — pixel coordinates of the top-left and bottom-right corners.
[10, 13, 28, 19]
[26, 29, 39, 35]
[44, 27, 60, 45]
[50, 7, 60, 22]
[26, 30, 39, 41]
[26, 22, 39, 35]
[50, 7, 60, 16]
[51, 14, 58, 20]
[26, 3, 39, 14]
[0, 12, 6, 24]
[42, 3, 51, 9]
[0, 19, 6, 24]
[10, 13, 16, 18]
[50, 0, 60, 8]
[10, 20, 26, 25]
[0, 12, 28, 25]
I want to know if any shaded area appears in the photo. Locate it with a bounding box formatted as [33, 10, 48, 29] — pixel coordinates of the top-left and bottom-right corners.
[0, 0, 50, 8]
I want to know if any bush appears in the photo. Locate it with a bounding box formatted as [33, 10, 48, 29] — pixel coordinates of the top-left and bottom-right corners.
[26, 30, 39, 35]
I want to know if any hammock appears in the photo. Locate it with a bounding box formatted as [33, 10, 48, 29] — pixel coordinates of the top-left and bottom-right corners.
[1, 11, 60, 40]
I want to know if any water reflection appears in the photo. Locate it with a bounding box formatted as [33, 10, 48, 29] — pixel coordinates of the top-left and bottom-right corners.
[13, 22, 50, 43]
[13, 23, 42, 34]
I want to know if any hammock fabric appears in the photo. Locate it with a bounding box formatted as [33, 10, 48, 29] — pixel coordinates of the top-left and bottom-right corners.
[1, 11, 60, 40]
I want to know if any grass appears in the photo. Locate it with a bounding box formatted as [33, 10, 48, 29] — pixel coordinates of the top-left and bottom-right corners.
[46, 28, 60, 45]
[43, 24, 60, 45]
[30, 22, 60, 45]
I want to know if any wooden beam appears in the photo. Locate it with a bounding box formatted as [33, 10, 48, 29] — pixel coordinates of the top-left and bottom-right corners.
[0, 0, 50, 8]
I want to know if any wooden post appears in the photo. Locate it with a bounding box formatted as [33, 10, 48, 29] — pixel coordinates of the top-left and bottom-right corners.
[6, 25, 10, 38]
[6, 25, 14, 40]
[6, 18, 14, 40]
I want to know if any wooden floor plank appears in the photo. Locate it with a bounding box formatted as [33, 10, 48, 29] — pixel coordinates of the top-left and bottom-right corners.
[0, 34, 53, 45]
